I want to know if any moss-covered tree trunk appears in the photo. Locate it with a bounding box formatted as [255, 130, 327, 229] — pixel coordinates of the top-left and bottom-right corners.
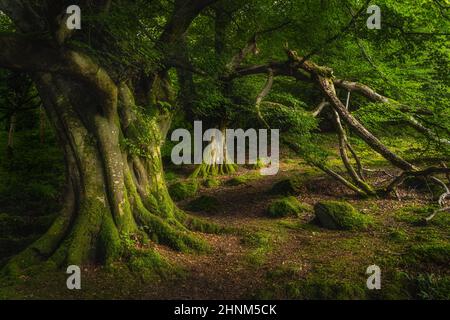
[0, 0, 221, 274]
[4, 71, 207, 273]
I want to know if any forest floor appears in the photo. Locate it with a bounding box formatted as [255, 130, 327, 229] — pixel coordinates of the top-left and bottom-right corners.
[0, 133, 449, 299]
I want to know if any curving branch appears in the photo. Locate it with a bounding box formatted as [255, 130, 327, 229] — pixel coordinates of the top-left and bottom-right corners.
[385, 167, 450, 195]
[159, 0, 219, 44]
[255, 69, 274, 129]
[312, 100, 329, 117]
[0, 34, 118, 118]
[332, 109, 375, 195]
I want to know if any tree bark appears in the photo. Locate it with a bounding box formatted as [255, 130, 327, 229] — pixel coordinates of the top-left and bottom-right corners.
[0, 0, 220, 273]
[4, 72, 210, 273]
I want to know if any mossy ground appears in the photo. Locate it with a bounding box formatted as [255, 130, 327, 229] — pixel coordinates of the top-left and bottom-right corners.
[0, 136, 448, 299]
[225, 172, 262, 186]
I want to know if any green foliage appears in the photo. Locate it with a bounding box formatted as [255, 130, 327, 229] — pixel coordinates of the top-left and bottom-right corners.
[314, 201, 372, 230]
[164, 171, 178, 183]
[267, 197, 308, 218]
[187, 195, 220, 213]
[410, 273, 450, 300]
[0, 126, 64, 263]
[388, 228, 409, 242]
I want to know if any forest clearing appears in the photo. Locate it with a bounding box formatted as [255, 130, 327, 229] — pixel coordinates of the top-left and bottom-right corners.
[0, 0, 448, 301]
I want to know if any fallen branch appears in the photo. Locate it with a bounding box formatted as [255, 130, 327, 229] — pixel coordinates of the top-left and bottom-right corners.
[385, 167, 450, 195]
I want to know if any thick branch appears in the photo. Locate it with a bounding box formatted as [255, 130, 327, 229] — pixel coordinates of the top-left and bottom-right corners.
[0, 34, 117, 117]
[159, 0, 219, 44]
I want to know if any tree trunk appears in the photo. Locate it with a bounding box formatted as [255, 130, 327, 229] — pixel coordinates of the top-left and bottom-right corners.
[4, 72, 209, 273]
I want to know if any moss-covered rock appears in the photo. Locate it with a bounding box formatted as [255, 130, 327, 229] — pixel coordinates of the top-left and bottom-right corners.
[168, 180, 199, 201]
[270, 178, 302, 196]
[187, 195, 220, 213]
[314, 201, 372, 230]
[267, 197, 308, 218]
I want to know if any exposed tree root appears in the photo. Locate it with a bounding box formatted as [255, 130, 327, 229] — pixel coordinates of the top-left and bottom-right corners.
[191, 162, 237, 179]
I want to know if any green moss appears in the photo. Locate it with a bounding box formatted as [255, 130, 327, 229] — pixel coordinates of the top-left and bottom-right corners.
[288, 278, 367, 300]
[98, 214, 123, 265]
[267, 197, 308, 218]
[226, 173, 260, 186]
[66, 197, 109, 265]
[388, 228, 409, 242]
[395, 205, 449, 228]
[191, 163, 237, 179]
[270, 178, 302, 196]
[255, 271, 367, 300]
[168, 180, 199, 201]
[183, 216, 226, 234]
[251, 158, 265, 170]
[127, 248, 174, 281]
[164, 171, 178, 182]
[408, 242, 450, 266]
[139, 213, 209, 253]
[314, 201, 372, 230]
[203, 178, 220, 188]
[187, 195, 220, 213]
[241, 231, 273, 266]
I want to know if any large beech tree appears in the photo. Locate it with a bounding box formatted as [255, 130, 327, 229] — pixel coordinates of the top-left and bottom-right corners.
[0, 0, 219, 270]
